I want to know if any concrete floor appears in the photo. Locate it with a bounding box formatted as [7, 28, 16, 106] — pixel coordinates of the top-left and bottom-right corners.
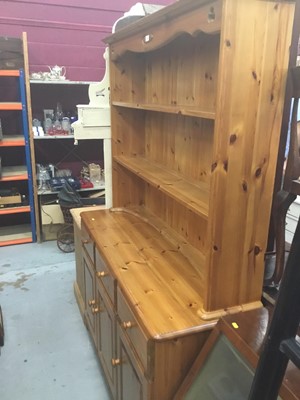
[0, 241, 111, 400]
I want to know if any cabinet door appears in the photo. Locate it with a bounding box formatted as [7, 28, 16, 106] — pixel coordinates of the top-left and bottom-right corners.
[116, 326, 147, 400]
[95, 280, 117, 399]
[83, 254, 96, 344]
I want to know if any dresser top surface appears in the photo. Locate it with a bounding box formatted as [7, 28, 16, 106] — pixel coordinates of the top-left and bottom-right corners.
[81, 208, 215, 338]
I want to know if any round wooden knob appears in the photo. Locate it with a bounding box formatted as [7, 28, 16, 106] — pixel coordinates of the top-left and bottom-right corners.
[88, 299, 96, 307]
[111, 358, 121, 366]
[82, 239, 90, 244]
[92, 306, 100, 314]
[122, 321, 132, 329]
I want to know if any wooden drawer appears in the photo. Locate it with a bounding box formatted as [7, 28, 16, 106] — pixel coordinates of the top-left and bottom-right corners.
[95, 247, 115, 306]
[117, 286, 148, 371]
[81, 222, 94, 264]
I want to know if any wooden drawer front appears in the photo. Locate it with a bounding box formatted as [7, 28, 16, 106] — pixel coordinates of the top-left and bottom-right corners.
[95, 248, 115, 306]
[117, 287, 148, 371]
[81, 223, 94, 264]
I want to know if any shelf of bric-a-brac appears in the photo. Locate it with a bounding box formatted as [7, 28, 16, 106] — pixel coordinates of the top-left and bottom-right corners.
[29, 79, 107, 241]
[0, 69, 36, 246]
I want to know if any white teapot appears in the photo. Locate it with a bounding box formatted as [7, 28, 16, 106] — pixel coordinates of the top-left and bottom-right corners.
[48, 65, 66, 79]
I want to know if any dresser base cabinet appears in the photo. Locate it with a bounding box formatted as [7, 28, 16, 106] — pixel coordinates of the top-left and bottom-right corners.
[79, 211, 215, 400]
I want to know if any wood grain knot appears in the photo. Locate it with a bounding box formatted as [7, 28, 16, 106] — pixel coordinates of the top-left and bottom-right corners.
[252, 71, 257, 80]
[254, 246, 261, 255]
[213, 245, 218, 251]
[229, 133, 237, 144]
[145, 289, 154, 295]
[242, 180, 248, 192]
[225, 39, 231, 47]
[255, 167, 262, 178]
[270, 93, 274, 103]
[223, 160, 228, 172]
[211, 161, 217, 172]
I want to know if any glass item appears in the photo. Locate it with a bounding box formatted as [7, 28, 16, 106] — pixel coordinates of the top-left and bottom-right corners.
[44, 117, 52, 133]
[62, 117, 70, 132]
[181, 334, 282, 400]
[55, 102, 64, 121]
[37, 166, 50, 191]
[89, 163, 102, 184]
[32, 118, 41, 127]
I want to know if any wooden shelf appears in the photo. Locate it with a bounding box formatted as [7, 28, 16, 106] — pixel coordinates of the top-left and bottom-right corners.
[30, 80, 98, 85]
[0, 102, 22, 111]
[0, 136, 25, 147]
[112, 101, 216, 120]
[0, 224, 32, 247]
[34, 134, 74, 140]
[37, 182, 105, 195]
[0, 206, 30, 215]
[114, 155, 209, 219]
[0, 70, 20, 77]
[0, 166, 28, 181]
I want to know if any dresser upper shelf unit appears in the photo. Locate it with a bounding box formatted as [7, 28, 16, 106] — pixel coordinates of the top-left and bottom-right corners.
[104, 0, 295, 316]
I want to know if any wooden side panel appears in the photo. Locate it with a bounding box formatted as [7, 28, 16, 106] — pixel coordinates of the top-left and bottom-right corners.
[151, 330, 211, 400]
[110, 107, 146, 158]
[144, 34, 220, 112]
[146, 113, 214, 184]
[110, 52, 146, 104]
[205, 0, 295, 311]
[146, 186, 207, 254]
[110, 104, 146, 208]
[112, 163, 145, 209]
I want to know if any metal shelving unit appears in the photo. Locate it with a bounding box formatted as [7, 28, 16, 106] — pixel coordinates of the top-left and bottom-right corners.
[0, 69, 36, 246]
